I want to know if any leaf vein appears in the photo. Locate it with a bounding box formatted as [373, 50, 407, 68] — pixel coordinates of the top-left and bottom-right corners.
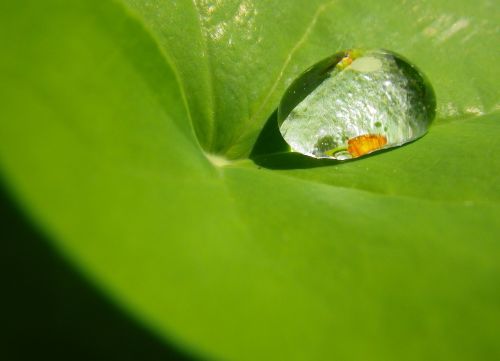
[226, 1, 337, 155]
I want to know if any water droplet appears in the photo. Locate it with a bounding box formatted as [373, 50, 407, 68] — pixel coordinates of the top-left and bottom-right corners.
[278, 49, 435, 160]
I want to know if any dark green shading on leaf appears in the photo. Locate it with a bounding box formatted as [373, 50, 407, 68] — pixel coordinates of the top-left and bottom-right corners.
[250, 110, 290, 157]
[0, 182, 195, 361]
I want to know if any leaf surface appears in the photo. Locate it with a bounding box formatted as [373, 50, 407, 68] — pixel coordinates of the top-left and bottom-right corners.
[0, 1, 499, 361]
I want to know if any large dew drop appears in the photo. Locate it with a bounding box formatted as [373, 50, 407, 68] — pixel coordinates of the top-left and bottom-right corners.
[277, 49, 435, 160]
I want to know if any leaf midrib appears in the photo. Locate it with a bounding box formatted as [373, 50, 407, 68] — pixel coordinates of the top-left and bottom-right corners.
[115, 0, 205, 154]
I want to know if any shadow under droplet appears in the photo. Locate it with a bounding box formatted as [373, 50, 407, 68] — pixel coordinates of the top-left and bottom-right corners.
[250, 110, 341, 169]
[252, 152, 341, 170]
[250, 110, 289, 157]
[249, 109, 412, 170]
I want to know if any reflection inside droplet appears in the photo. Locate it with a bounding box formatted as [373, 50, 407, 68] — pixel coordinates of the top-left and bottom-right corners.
[277, 49, 435, 160]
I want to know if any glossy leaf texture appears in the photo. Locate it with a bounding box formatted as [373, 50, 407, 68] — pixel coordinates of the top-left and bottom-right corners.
[0, 1, 499, 361]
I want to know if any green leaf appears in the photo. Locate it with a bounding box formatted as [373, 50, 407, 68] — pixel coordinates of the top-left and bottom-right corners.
[0, 1, 499, 361]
